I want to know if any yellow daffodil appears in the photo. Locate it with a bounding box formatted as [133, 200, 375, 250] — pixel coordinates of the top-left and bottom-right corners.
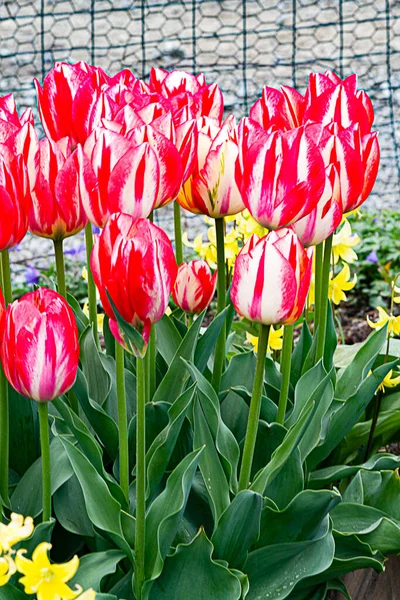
[16, 542, 81, 600]
[328, 263, 357, 305]
[83, 301, 104, 334]
[0, 513, 34, 553]
[367, 306, 400, 337]
[332, 219, 360, 264]
[246, 326, 284, 354]
[378, 370, 400, 392]
[0, 554, 16, 587]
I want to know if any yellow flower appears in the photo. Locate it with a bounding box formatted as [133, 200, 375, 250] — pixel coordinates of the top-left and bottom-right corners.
[82, 266, 88, 281]
[16, 542, 81, 600]
[246, 326, 284, 354]
[367, 306, 400, 337]
[0, 554, 16, 587]
[328, 263, 357, 305]
[83, 301, 104, 334]
[378, 370, 400, 392]
[332, 219, 360, 264]
[234, 210, 268, 241]
[343, 208, 362, 220]
[393, 285, 400, 304]
[0, 513, 34, 553]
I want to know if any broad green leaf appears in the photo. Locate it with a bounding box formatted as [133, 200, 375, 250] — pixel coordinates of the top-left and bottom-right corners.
[256, 489, 341, 549]
[287, 362, 327, 428]
[309, 454, 400, 489]
[307, 360, 397, 468]
[155, 314, 182, 364]
[70, 550, 125, 592]
[291, 320, 312, 386]
[250, 400, 314, 494]
[211, 490, 262, 569]
[81, 328, 112, 406]
[195, 307, 230, 373]
[153, 312, 205, 404]
[335, 325, 388, 400]
[147, 529, 242, 600]
[18, 520, 55, 554]
[146, 385, 196, 503]
[144, 447, 204, 584]
[73, 368, 119, 460]
[53, 474, 94, 537]
[8, 386, 38, 476]
[220, 351, 256, 394]
[244, 519, 335, 600]
[106, 292, 145, 355]
[0, 585, 26, 600]
[11, 437, 73, 518]
[186, 361, 239, 521]
[343, 470, 400, 519]
[58, 436, 133, 560]
[128, 402, 170, 474]
[101, 354, 137, 426]
[67, 291, 89, 335]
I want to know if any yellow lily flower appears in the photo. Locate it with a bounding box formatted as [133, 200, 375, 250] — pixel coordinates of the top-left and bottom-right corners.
[393, 284, 400, 304]
[367, 306, 400, 337]
[329, 263, 357, 305]
[0, 513, 34, 553]
[246, 326, 284, 354]
[0, 554, 16, 587]
[83, 301, 104, 334]
[332, 219, 360, 264]
[378, 370, 400, 392]
[234, 210, 268, 241]
[16, 542, 81, 600]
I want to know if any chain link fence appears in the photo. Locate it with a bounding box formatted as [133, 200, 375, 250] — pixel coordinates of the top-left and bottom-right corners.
[1, 0, 399, 239]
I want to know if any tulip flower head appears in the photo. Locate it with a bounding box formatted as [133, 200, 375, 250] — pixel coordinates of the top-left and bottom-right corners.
[1, 288, 80, 402]
[231, 229, 313, 326]
[29, 138, 90, 240]
[0, 151, 31, 251]
[91, 213, 177, 356]
[0, 93, 34, 143]
[178, 115, 245, 218]
[172, 261, 217, 314]
[237, 120, 326, 229]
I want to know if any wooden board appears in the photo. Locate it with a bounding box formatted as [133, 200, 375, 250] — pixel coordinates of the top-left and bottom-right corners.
[327, 555, 400, 599]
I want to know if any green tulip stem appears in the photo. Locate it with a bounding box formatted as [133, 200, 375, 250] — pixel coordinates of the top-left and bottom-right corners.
[239, 323, 271, 491]
[315, 235, 333, 364]
[212, 217, 226, 392]
[276, 324, 294, 425]
[135, 355, 146, 600]
[148, 327, 156, 400]
[115, 342, 129, 501]
[85, 223, 99, 348]
[53, 239, 67, 299]
[314, 242, 324, 336]
[174, 202, 184, 265]
[38, 402, 51, 522]
[0, 250, 12, 516]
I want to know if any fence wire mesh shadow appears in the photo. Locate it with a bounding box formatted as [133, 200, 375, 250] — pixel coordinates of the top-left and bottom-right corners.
[1, 0, 399, 241]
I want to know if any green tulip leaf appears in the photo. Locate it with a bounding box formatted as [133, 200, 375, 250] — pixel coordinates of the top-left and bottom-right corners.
[309, 454, 400, 489]
[195, 306, 230, 373]
[147, 529, 243, 600]
[70, 549, 126, 592]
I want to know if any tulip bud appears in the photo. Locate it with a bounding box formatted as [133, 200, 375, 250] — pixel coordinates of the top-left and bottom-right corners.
[172, 261, 217, 314]
[1, 289, 80, 402]
[29, 138, 90, 240]
[237, 120, 326, 229]
[177, 115, 245, 218]
[91, 213, 177, 356]
[0, 93, 34, 143]
[0, 152, 31, 251]
[291, 164, 343, 247]
[249, 85, 305, 131]
[231, 229, 313, 326]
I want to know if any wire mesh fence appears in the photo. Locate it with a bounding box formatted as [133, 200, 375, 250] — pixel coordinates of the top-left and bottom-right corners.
[1, 0, 399, 239]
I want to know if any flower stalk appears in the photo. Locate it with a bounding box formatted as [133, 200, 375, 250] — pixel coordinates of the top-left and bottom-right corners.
[315, 234, 333, 364]
[53, 240, 67, 299]
[115, 342, 129, 501]
[38, 402, 51, 522]
[276, 324, 294, 425]
[135, 355, 146, 600]
[239, 324, 270, 490]
[174, 202, 184, 265]
[212, 217, 226, 392]
[0, 250, 12, 515]
[85, 223, 99, 348]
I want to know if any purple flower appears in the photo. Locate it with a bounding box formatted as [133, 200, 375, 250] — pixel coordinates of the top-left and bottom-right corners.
[92, 225, 100, 235]
[25, 266, 41, 285]
[366, 250, 379, 264]
[64, 244, 86, 258]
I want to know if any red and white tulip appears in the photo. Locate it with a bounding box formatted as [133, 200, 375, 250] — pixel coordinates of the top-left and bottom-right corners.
[0, 151, 31, 251]
[0, 288, 80, 402]
[231, 229, 313, 326]
[172, 261, 217, 314]
[91, 213, 177, 356]
[29, 138, 91, 240]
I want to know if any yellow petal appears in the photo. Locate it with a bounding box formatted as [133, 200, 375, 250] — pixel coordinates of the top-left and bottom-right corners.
[0, 514, 34, 552]
[50, 554, 80, 583]
[37, 580, 82, 600]
[77, 590, 97, 600]
[32, 542, 52, 569]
